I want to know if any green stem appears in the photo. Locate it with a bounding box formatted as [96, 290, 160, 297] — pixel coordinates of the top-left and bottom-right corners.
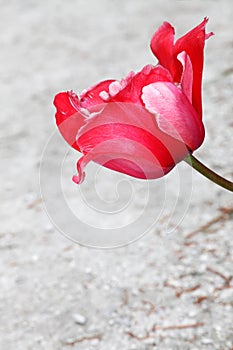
[184, 154, 233, 192]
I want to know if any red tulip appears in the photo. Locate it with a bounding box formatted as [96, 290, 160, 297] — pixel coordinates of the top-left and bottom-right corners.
[54, 18, 213, 184]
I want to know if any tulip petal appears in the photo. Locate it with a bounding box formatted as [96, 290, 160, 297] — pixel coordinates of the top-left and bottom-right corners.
[71, 102, 189, 183]
[78, 102, 188, 161]
[80, 79, 115, 108]
[108, 65, 173, 105]
[150, 22, 182, 81]
[142, 82, 205, 150]
[177, 51, 193, 103]
[72, 138, 175, 184]
[54, 91, 86, 151]
[175, 17, 213, 116]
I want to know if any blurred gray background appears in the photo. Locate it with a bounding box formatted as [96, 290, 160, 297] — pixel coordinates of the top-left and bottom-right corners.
[1, 0, 233, 349]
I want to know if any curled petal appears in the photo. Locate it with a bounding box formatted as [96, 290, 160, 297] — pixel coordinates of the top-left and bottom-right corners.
[72, 138, 175, 184]
[142, 82, 205, 150]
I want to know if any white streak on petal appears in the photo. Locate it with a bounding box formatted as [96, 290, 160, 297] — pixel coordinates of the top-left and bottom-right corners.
[99, 90, 109, 101]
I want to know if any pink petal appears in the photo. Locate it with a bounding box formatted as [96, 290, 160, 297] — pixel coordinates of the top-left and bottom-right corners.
[54, 91, 86, 151]
[72, 102, 189, 183]
[108, 71, 135, 97]
[78, 102, 187, 161]
[72, 138, 175, 184]
[174, 17, 213, 116]
[177, 51, 193, 103]
[142, 82, 205, 151]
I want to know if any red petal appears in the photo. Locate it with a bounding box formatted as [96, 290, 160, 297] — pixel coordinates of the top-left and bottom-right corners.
[72, 138, 175, 184]
[174, 17, 213, 116]
[79, 79, 115, 108]
[72, 102, 189, 183]
[150, 22, 182, 81]
[54, 91, 86, 151]
[108, 65, 172, 105]
[142, 82, 205, 151]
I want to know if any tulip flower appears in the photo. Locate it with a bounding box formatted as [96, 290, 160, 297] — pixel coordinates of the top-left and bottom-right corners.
[54, 18, 233, 192]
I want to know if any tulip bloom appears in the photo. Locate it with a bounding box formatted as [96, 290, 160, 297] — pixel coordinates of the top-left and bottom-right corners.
[54, 18, 213, 184]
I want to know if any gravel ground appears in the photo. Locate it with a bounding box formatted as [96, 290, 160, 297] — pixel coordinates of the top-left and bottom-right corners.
[1, 0, 233, 349]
